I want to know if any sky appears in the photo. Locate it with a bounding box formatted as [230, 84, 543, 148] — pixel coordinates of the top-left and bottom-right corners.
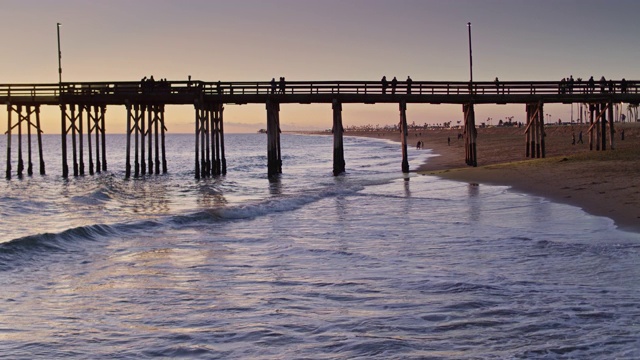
[1, 0, 640, 134]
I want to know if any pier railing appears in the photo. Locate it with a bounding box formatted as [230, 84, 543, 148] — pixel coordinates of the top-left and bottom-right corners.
[1, 80, 638, 104]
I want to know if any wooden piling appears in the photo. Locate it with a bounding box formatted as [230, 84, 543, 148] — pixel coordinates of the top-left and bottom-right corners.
[200, 105, 208, 177]
[332, 99, 345, 176]
[27, 106, 33, 176]
[86, 106, 94, 175]
[210, 104, 219, 175]
[70, 105, 79, 176]
[219, 104, 226, 175]
[589, 104, 594, 151]
[539, 102, 546, 158]
[399, 100, 409, 173]
[608, 101, 615, 150]
[525, 104, 531, 158]
[35, 105, 45, 175]
[147, 105, 154, 175]
[134, 104, 140, 177]
[161, 106, 167, 174]
[194, 102, 201, 179]
[463, 103, 477, 166]
[140, 105, 146, 176]
[125, 102, 132, 178]
[17, 105, 23, 177]
[601, 103, 607, 151]
[266, 100, 282, 176]
[155, 105, 160, 175]
[101, 106, 107, 171]
[60, 104, 69, 178]
[5, 104, 11, 179]
[79, 106, 85, 175]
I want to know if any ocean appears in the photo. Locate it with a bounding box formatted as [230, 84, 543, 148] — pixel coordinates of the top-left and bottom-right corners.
[1, 133, 639, 359]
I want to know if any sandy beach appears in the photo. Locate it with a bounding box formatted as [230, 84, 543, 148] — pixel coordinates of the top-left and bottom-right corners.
[305, 122, 640, 233]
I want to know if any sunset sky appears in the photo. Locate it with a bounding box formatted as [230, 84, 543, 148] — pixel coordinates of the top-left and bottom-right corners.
[1, 0, 640, 133]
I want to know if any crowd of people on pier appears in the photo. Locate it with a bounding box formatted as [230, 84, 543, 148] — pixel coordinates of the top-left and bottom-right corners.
[559, 75, 629, 94]
[270, 77, 287, 94]
[380, 76, 413, 94]
[140, 75, 171, 94]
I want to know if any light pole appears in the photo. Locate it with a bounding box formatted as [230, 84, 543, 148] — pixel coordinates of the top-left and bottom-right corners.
[467, 22, 473, 87]
[57, 23, 62, 90]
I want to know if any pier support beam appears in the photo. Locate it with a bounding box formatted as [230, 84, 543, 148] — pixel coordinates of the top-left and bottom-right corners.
[60, 104, 83, 176]
[608, 101, 615, 150]
[463, 103, 477, 166]
[588, 103, 610, 151]
[332, 99, 345, 176]
[217, 104, 227, 175]
[524, 102, 545, 158]
[5, 104, 45, 179]
[83, 105, 107, 175]
[209, 103, 226, 176]
[195, 102, 223, 178]
[125, 103, 165, 178]
[266, 100, 282, 176]
[399, 100, 409, 173]
[589, 104, 595, 151]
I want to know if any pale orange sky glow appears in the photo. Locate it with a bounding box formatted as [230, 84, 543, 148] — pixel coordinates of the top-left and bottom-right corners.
[2, 0, 640, 134]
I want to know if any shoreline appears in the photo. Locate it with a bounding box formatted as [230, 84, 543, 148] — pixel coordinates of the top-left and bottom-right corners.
[295, 124, 640, 233]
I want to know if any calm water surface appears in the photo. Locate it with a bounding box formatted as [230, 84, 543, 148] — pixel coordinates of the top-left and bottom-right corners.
[1, 133, 639, 359]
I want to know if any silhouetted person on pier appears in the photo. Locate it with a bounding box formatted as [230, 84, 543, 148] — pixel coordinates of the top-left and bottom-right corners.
[406, 76, 412, 94]
[217, 81, 222, 94]
[381, 76, 388, 94]
[391, 77, 398, 94]
[621, 78, 627, 93]
[568, 75, 574, 94]
[600, 76, 607, 93]
[588, 76, 595, 94]
[559, 78, 566, 94]
[495, 77, 500, 94]
[270, 78, 276, 94]
[279, 77, 286, 94]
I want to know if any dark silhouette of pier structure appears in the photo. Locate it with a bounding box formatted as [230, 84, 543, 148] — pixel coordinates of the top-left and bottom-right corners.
[3, 79, 638, 179]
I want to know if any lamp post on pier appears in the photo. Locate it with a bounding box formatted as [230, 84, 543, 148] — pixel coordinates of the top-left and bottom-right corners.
[57, 23, 62, 93]
[467, 22, 473, 92]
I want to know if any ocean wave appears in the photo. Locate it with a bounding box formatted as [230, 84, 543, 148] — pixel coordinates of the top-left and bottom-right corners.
[0, 223, 119, 271]
[167, 183, 365, 226]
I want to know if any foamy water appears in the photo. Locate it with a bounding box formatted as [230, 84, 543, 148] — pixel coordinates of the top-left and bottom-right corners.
[1, 133, 639, 358]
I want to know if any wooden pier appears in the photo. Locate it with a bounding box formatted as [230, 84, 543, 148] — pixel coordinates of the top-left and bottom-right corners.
[3, 79, 639, 179]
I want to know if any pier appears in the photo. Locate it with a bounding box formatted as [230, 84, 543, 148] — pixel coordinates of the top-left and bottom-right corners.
[3, 79, 639, 179]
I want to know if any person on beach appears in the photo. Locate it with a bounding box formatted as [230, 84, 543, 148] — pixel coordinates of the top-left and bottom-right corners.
[578, 131, 583, 144]
[572, 133, 576, 145]
[621, 129, 625, 141]
[448, 136, 451, 146]
[381, 76, 388, 94]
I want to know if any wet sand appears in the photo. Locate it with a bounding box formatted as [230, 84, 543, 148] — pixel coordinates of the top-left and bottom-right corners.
[301, 123, 640, 233]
